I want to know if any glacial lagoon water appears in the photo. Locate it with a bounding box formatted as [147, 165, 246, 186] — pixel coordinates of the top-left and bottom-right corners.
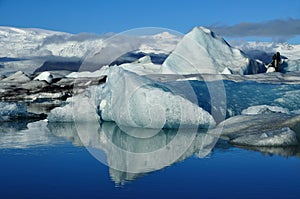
[1, 120, 300, 199]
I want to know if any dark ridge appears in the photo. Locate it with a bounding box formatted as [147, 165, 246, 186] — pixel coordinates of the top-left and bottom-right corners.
[0, 57, 27, 62]
[34, 61, 82, 73]
[244, 50, 288, 64]
[110, 52, 169, 66]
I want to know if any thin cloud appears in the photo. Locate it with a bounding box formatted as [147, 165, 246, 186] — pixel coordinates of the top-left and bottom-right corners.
[209, 18, 300, 39]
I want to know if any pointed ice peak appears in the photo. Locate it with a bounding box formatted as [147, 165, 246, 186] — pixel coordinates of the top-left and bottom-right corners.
[162, 26, 266, 75]
[192, 26, 214, 35]
[1, 71, 31, 82]
[188, 26, 230, 46]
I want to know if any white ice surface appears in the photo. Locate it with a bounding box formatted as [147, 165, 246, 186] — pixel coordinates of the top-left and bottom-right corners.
[118, 62, 163, 75]
[218, 113, 300, 146]
[281, 59, 300, 73]
[66, 65, 109, 78]
[49, 66, 216, 129]
[1, 71, 31, 82]
[99, 67, 216, 128]
[133, 55, 152, 64]
[242, 105, 290, 115]
[235, 41, 300, 61]
[34, 71, 53, 83]
[47, 94, 100, 122]
[162, 26, 265, 75]
[0, 26, 181, 74]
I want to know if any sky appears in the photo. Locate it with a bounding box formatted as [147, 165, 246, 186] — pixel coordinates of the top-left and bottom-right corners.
[0, 0, 300, 43]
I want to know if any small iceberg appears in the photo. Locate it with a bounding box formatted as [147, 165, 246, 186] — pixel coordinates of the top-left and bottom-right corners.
[230, 127, 298, 147]
[241, 105, 290, 115]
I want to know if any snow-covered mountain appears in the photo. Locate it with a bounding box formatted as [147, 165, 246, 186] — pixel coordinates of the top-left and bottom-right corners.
[0, 26, 181, 74]
[234, 41, 300, 63]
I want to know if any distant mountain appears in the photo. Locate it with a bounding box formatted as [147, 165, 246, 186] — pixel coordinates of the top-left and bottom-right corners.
[235, 41, 300, 62]
[0, 26, 181, 74]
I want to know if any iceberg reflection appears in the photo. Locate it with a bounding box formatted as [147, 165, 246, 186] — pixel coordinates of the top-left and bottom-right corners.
[47, 121, 218, 184]
[0, 120, 61, 149]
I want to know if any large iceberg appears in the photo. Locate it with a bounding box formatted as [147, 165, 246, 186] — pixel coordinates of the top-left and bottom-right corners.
[98, 67, 216, 128]
[162, 27, 266, 75]
[48, 66, 216, 129]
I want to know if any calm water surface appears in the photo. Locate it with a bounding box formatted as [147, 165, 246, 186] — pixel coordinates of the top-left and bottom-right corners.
[0, 121, 300, 199]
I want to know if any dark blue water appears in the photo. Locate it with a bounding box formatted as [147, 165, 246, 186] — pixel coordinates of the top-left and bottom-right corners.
[1, 138, 300, 199]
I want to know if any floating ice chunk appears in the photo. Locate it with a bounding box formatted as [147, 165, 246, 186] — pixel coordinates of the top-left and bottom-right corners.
[133, 55, 152, 64]
[99, 67, 216, 128]
[266, 66, 276, 73]
[219, 113, 300, 138]
[242, 105, 290, 115]
[1, 71, 31, 82]
[47, 94, 100, 122]
[0, 102, 27, 121]
[230, 127, 298, 146]
[34, 71, 53, 84]
[66, 65, 109, 78]
[280, 59, 300, 73]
